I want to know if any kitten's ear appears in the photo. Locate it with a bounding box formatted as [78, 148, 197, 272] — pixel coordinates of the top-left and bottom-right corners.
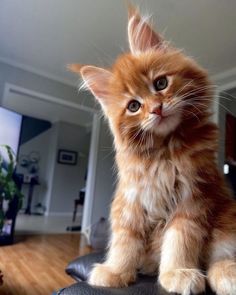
[127, 4, 163, 54]
[68, 64, 112, 105]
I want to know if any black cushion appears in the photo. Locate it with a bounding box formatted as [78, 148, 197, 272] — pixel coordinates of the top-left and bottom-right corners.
[58, 280, 216, 295]
[63, 252, 216, 295]
[66, 252, 105, 281]
[58, 277, 160, 295]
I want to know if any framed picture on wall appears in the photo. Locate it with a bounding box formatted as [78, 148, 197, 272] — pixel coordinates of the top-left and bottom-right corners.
[57, 149, 78, 165]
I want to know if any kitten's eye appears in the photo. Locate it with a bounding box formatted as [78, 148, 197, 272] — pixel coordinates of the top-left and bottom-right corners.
[153, 76, 168, 91]
[127, 100, 141, 112]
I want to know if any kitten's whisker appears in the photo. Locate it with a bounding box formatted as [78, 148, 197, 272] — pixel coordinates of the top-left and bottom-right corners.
[196, 98, 234, 115]
[167, 98, 206, 119]
[169, 99, 191, 110]
[219, 90, 236, 101]
[207, 103, 233, 115]
[184, 102, 203, 114]
[188, 98, 210, 107]
[195, 94, 232, 102]
[130, 130, 142, 143]
[141, 116, 156, 131]
[176, 86, 215, 100]
[181, 85, 216, 96]
[189, 102, 209, 109]
[102, 149, 115, 161]
[174, 80, 194, 97]
[183, 109, 201, 122]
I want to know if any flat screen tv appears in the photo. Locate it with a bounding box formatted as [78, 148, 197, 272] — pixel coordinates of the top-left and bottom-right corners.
[0, 107, 22, 164]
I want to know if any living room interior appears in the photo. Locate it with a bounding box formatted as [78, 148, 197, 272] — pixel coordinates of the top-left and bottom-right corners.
[3, 84, 93, 231]
[0, 1, 236, 295]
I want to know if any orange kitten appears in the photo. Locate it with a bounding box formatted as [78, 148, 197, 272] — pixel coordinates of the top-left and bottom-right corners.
[70, 6, 236, 295]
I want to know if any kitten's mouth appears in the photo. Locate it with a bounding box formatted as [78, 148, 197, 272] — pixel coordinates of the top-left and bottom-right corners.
[152, 113, 174, 130]
[155, 114, 169, 124]
[150, 111, 181, 136]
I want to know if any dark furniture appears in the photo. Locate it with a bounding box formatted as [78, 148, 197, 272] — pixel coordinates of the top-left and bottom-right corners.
[0, 173, 23, 245]
[24, 176, 40, 215]
[72, 189, 85, 222]
[227, 164, 236, 197]
[57, 252, 216, 295]
[0, 195, 19, 245]
[66, 189, 85, 232]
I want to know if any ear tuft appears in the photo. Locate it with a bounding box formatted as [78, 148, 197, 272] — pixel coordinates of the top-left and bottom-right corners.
[67, 63, 84, 73]
[127, 1, 139, 20]
[127, 6, 163, 54]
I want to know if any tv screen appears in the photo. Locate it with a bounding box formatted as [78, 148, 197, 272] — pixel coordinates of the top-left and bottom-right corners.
[0, 107, 22, 163]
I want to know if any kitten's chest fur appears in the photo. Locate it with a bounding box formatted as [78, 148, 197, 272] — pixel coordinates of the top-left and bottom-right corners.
[119, 153, 192, 222]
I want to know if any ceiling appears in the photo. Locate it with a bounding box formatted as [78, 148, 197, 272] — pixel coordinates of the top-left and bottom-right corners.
[0, 0, 236, 86]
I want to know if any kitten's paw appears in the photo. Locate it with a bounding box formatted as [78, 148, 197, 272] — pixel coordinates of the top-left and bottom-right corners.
[159, 269, 205, 295]
[208, 260, 236, 295]
[88, 263, 136, 288]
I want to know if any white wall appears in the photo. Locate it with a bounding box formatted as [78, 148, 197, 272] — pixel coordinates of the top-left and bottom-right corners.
[48, 122, 90, 215]
[90, 120, 116, 225]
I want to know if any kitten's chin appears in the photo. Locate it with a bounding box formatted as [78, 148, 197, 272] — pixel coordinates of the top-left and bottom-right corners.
[151, 114, 181, 137]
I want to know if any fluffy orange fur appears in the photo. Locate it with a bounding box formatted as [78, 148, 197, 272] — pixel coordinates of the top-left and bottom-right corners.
[70, 6, 236, 295]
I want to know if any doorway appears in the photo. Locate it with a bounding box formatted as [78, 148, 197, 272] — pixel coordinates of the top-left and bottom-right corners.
[2, 83, 100, 234]
[218, 87, 236, 196]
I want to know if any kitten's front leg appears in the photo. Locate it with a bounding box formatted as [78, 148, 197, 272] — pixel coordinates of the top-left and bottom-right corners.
[89, 228, 143, 287]
[159, 217, 206, 295]
[89, 195, 144, 288]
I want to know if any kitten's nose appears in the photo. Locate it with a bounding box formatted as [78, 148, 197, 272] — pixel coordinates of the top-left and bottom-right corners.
[151, 104, 163, 116]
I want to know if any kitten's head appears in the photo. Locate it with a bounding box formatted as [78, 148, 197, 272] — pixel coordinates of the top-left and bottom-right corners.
[70, 6, 212, 151]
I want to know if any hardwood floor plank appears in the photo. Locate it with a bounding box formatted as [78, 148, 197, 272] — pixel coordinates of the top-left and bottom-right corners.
[0, 233, 92, 295]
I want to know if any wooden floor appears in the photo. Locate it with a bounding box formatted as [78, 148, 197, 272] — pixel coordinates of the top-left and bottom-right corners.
[0, 234, 92, 295]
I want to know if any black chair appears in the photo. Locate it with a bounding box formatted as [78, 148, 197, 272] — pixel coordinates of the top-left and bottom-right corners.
[57, 252, 216, 295]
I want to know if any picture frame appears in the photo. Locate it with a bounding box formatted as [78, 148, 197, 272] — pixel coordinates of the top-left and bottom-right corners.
[57, 149, 78, 165]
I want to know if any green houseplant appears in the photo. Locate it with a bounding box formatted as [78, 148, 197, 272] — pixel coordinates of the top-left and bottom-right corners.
[0, 145, 23, 231]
